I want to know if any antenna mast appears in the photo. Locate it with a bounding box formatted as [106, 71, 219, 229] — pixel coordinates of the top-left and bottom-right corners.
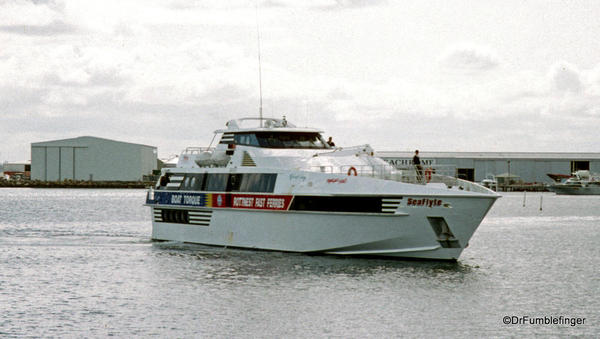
[255, 2, 263, 127]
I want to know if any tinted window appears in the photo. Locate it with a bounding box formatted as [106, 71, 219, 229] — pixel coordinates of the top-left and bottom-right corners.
[234, 133, 260, 147]
[227, 174, 243, 192]
[181, 174, 205, 190]
[177, 173, 276, 192]
[290, 196, 382, 213]
[240, 173, 277, 192]
[233, 132, 329, 149]
[205, 174, 229, 191]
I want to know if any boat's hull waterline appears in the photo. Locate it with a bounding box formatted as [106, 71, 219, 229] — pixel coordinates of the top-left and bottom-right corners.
[547, 185, 600, 195]
[147, 191, 496, 260]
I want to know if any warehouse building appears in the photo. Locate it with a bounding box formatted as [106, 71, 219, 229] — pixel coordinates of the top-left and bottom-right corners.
[31, 136, 157, 181]
[377, 151, 600, 183]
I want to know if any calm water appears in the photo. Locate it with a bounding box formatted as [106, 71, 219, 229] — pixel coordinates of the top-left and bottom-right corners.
[1, 189, 598, 337]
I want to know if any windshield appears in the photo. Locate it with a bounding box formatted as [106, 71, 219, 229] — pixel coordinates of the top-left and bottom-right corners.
[233, 132, 330, 149]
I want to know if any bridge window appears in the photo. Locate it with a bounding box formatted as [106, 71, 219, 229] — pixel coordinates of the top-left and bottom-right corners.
[232, 132, 329, 149]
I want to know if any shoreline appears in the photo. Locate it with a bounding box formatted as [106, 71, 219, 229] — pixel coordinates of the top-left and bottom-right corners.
[0, 179, 154, 189]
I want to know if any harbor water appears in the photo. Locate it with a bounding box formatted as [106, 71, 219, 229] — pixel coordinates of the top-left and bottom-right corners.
[1, 189, 598, 337]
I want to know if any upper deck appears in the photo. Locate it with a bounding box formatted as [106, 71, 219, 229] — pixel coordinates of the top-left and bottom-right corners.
[215, 117, 323, 134]
[216, 117, 331, 150]
[167, 117, 497, 195]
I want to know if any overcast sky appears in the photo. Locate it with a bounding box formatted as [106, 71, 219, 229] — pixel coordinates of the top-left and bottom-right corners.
[1, 0, 599, 161]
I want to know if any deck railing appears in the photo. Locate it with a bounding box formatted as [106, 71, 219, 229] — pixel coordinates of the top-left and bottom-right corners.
[181, 147, 214, 154]
[310, 164, 493, 194]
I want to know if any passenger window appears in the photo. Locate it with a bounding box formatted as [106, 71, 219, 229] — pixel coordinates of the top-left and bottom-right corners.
[181, 174, 206, 191]
[182, 176, 191, 190]
[228, 174, 243, 192]
[240, 173, 277, 192]
[193, 174, 206, 190]
[205, 174, 229, 191]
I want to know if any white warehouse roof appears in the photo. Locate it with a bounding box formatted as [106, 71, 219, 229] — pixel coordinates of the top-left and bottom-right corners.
[31, 136, 155, 149]
[376, 151, 600, 160]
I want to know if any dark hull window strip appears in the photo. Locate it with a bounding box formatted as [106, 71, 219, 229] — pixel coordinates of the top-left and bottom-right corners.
[289, 196, 384, 213]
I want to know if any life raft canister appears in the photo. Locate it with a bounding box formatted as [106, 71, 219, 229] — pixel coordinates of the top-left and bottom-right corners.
[425, 168, 433, 182]
[347, 166, 358, 176]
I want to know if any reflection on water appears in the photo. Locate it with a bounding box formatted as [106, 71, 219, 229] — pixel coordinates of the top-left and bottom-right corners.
[1, 189, 598, 337]
[152, 241, 476, 282]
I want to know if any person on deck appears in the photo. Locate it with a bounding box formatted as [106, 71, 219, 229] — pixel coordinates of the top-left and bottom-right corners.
[413, 150, 423, 183]
[327, 137, 335, 147]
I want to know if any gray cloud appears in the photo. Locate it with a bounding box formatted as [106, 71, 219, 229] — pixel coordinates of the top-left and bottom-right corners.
[166, 0, 386, 10]
[549, 62, 582, 93]
[440, 46, 500, 72]
[0, 20, 77, 36]
[319, 0, 387, 9]
[42, 68, 129, 88]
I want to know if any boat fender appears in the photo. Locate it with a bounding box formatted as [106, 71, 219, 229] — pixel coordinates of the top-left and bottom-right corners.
[347, 167, 358, 176]
[425, 168, 433, 182]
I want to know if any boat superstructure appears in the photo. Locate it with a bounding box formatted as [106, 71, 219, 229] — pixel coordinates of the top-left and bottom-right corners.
[145, 117, 499, 260]
[547, 170, 600, 195]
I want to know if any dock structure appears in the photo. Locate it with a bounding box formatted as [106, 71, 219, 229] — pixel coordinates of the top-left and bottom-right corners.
[0, 178, 154, 188]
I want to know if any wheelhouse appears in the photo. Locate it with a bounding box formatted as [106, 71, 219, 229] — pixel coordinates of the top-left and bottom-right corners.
[219, 131, 331, 149]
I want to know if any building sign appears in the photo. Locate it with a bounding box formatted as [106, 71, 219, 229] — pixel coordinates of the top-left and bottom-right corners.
[384, 158, 435, 167]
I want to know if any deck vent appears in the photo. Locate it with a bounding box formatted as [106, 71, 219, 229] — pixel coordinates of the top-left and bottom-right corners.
[153, 209, 212, 226]
[188, 210, 213, 226]
[153, 208, 164, 222]
[381, 198, 402, 214]
[427, 217, 461, 248]
[154, 208, 189, 224]
[241, 151, 256, 166]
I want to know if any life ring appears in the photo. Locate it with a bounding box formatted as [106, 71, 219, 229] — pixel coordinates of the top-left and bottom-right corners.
[347, 166, 358, 176]
[424, 168, 433, 182]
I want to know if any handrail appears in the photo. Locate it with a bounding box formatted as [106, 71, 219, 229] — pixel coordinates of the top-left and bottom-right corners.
[309, 164, 494, 194]
[181, 147, 214, 154]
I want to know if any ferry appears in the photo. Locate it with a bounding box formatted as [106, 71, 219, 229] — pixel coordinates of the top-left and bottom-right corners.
[145, 117, 499, 260]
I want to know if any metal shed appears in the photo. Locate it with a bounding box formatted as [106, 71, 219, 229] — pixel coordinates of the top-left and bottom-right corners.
[377, 151, 600, 183]
[31, 136, 157, 181]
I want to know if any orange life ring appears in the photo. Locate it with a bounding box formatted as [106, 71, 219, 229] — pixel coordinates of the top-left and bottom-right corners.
[424, 168, 432, 182]
[347, 167, 358, 176]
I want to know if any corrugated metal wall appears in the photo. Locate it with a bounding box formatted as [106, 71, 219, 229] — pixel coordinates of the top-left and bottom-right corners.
[31, 137, 156, 181]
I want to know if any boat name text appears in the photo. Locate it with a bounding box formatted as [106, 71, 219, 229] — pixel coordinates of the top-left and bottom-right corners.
[406, 198, 442, 208]
[171, 194, 203, 205]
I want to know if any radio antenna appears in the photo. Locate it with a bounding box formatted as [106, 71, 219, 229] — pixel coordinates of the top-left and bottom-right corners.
[255, 1, 263, 127]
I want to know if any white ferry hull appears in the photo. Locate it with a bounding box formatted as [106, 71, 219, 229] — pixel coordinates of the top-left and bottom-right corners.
[147, 117, 500, 260]
[150, 195, 496, 260]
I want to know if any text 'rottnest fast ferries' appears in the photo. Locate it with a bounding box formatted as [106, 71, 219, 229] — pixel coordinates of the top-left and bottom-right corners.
[145, 117, 499, 260]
